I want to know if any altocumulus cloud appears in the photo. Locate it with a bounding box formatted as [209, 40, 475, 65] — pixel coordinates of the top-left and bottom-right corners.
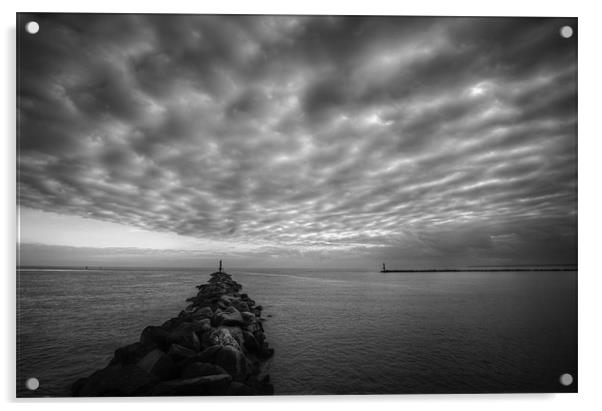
[18, 14, 577, 268]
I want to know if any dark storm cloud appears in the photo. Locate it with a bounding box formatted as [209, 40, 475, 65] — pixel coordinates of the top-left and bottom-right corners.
[18, 14, 577, 266]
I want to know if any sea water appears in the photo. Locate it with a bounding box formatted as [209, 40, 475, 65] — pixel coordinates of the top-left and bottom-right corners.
[16, 268, 577, 396]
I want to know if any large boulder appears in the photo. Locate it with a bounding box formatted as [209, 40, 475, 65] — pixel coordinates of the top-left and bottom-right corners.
[213, 306, 244, 327]
[137, 349, 164, 372]
[161, 317, 184, 331]
[206, 327, 240, 349]
[174, 346, 222, 371]
[110, 342, 152, 366]
[140, 326, 172, 351]
[167, 344, 197, 361]
[241, 311, 256, 324]
[192, 306, 213, 320]
[245, 319, 263, 334]
[219, 326, 245, 347]
[150, 374, 232, 396]
[242, 330, 260, 354]
[74, 364, 158, 397]
[140, 323, 201, 352]
[220, 294, 236, 306]
[253, 330, 266, 346]
[231, 300, 250, 313]
[258, 343, 275, 359]
[214, 345, 250, 381]
[180, 345, 222, 366]
[192, 318, 212, 337]
[194, 345, 222, 363]
[137, 349, 179, 381]
[171, 322, 201, 351]
[240, 294, 256, 308]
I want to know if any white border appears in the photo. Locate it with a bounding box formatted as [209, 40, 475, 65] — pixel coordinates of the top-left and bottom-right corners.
[3, 1, 602, 410]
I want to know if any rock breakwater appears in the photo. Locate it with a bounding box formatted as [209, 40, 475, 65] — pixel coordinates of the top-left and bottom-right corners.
[71, 271, 274, 396]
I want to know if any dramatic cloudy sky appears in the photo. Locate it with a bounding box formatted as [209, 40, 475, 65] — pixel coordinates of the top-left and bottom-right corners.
[17, 14, 577, 268]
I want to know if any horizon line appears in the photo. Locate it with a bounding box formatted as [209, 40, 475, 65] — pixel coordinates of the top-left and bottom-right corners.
[16, 263, 579, 271]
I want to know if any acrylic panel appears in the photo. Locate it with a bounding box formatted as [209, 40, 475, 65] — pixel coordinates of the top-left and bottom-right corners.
[16, 13, 577, 397]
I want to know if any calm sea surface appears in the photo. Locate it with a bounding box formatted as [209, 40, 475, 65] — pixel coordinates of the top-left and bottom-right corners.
[16, 268, 577, 396]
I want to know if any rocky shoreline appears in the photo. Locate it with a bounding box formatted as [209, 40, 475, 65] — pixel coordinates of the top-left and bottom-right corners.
[71, 271, 274, 396]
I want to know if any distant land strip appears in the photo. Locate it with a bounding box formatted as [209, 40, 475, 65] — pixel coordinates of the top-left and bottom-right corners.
[381, 268, 577, 273]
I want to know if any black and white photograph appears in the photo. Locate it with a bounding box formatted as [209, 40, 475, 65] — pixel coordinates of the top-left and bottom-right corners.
[16, 13, 577, 397]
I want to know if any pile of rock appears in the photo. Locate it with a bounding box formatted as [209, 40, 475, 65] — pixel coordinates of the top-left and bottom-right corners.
[71, 271, 274, 396]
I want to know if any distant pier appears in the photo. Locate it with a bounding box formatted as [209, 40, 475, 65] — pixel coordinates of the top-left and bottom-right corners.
[380, 268, 577, 273]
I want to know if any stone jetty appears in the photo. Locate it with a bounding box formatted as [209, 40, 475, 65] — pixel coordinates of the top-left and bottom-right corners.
[71, 270, 274, 396]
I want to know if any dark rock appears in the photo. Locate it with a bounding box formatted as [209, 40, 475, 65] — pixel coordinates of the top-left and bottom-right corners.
[241, 311, 255, 324]
[70, 377, 89, 396]
[140, 326, 172, 351]
[214, 345, 250, 381]
[172, 322, 202, 351]
[245, 320, 263, 333]
[231, 300, 250, 313]
[201, 327, 219, 348]
[167, 344, 197, 361]
[195, 317, 212, 329]
[259, 345, 275, 359]
[242, 330, 260, 353]
[137, 349, 179, 381]
[150, 374, 232, 396]
[75, 364, 158, 397]
[140, 323, 201, 353]
[152, 357, 179, 381]
[174, 350, 220, 371]
[220, 294, 236, 306]
[137, 349, 165, 373]
[214, 306, 244, 326]
[110, 342, 151, 366]
[193, 318, 212, 338]
[181, 362, 228, 379]
[239, 293, 256, 308]
[187, 330, 202, 351]
[192, 306, 213, 319]
[195, 345, 222, 363]
[187, 320, 203, 334]
[161, 317, 183, 330]
[253, 330, 266, 345]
